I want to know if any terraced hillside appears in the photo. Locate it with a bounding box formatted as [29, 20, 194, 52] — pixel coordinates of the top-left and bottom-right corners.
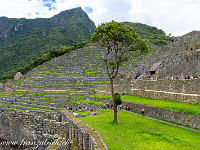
[0, 46, 131, 112]
[21, 46, 111, 90]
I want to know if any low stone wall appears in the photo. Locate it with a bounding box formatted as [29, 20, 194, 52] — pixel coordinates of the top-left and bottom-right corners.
[121, 102, 200, 129]
[61, 110, 107, 150]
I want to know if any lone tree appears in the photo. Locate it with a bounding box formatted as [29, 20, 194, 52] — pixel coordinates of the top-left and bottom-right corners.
[91, 21, 148, 123]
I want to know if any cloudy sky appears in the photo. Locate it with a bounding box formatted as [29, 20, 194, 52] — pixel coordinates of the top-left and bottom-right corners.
[0, 0, 200, 36]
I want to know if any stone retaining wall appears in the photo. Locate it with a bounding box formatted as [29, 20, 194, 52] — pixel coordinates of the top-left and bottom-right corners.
[131, 79, 200, 95]
[61, 110, 108, 150]
[121, 102, 200, 129]
[129, 89, 200, 104]
[99, 78, 200, 104]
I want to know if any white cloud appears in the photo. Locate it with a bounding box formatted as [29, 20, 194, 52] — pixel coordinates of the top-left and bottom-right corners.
[0, 0, 200, 36]
[128, 0, 200, 36]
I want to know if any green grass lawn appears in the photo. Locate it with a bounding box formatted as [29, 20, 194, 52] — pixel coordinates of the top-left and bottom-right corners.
[77, 110, 91, 116]
[79, 109, 200, 150]
[121, 95, 200, 116]
[75, 99, 105, 106]
[91, 95, 113, 100]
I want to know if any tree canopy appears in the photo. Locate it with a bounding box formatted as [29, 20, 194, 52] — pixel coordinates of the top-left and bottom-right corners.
[91, 21, 149, 123]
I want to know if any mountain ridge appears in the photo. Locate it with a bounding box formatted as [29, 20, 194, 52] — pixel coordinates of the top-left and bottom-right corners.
[0, 7, 96, 78]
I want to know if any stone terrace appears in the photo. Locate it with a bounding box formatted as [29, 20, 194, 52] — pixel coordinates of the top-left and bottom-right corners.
[0, 46, 131, 112]
[21, 46, 110, 91]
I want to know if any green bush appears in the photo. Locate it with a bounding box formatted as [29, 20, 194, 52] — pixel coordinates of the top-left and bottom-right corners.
[113, 93, 122, 105]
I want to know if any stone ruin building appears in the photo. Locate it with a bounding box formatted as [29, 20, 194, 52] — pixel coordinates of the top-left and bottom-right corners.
[133, 31, 200, 80]
[99, 31, 200, 104]
[14, 72, 23, 80]
[0, 109, 107, 150]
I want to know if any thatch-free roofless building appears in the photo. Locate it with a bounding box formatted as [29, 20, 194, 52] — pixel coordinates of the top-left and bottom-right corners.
[149, 62, 163, 77]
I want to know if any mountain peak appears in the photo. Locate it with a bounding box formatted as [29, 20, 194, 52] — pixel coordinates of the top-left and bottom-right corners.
[0, 7, 96, 78]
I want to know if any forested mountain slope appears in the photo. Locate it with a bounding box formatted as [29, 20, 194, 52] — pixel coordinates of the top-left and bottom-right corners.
[0, 7, 95, 78]
[123, 22, 175, 46]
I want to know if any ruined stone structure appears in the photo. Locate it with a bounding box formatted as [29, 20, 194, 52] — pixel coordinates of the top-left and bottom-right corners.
[0, 110, 64, 149]
[99, 31, 200, 103]
[0, 109, 107, 150]
[14, 72, 23, 80]
[132, 31, 200, 80]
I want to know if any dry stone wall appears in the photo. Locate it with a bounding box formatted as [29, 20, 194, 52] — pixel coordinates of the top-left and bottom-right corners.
[60, 110, 108, 150]
[0, 109, 106, 150]
[130, 79, 200, 94]
[99, 77, 200, 104]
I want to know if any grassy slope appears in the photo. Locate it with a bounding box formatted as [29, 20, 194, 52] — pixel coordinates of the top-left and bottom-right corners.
[121, 95, 200, 116]
[91, 95, 200, 116]
[79, 109, 200, 150]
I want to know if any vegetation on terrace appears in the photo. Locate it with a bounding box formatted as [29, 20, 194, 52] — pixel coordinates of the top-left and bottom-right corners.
[91, 94, 200, 116]
[122, 95, 200, 116]
[8, 46, 118, 91]
[0, 41, 88, 83]
[0, 90, 87, 112]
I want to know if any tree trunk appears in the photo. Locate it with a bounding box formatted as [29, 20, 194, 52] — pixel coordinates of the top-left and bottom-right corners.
[110, 79, 114, 97]
[113, 103, 118, 123]
[110, 79, 118, 123]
